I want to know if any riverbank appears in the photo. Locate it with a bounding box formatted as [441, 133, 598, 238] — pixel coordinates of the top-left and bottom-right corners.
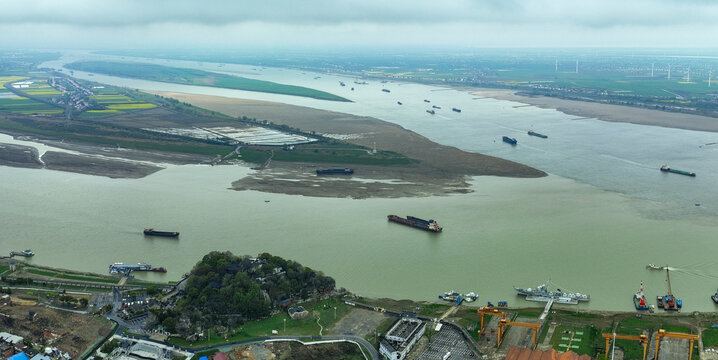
[151, 91, 545, 198]
[471, 88, 718, 133]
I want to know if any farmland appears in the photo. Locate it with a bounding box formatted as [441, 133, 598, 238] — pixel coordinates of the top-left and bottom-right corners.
[66, 61, 350, 102]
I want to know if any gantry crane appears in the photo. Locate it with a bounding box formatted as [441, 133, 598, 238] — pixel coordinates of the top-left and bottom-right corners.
[496, 318, 542, 349]
[601, 333, 648, 360]
[477, 306, 505, 335]
[654, 329, 699, 360]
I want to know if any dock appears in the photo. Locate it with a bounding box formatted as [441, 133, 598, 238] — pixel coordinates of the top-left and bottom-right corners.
[539, 298, 554, 321]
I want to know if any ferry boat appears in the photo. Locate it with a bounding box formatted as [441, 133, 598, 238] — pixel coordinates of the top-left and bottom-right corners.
[514, 282, 589, 305]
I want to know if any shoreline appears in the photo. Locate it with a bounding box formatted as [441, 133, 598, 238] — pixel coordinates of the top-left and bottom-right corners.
[469, 88, 718, 133]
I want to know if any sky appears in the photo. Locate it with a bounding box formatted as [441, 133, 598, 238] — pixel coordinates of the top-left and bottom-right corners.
[2, 0, 718, 50]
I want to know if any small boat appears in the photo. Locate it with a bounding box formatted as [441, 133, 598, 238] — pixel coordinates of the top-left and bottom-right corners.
[634, 281, 649, 310]
[382, 89, 390, 93]
[424, 99, 430, 103]
[426, 110, 435, 115]
[502, 136, 517, 145]
[646, 264, 667, 270]
[143, 228, 180, 237]
[712, 289, 718, 304]
[432, 105, 441, 109]
[339, 81, 346, 87]
[463, 292, 479, 302]
[397, 101, 402, 105]
[452, 108, 461, 112]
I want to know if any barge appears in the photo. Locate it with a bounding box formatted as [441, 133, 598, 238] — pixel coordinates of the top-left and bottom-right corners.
[528, 130, 548, 139]
[316, 168, 354, 175]
[660, 165, 695, 177]
[144, 229, 179, 237]
[388, 215, 442, 232]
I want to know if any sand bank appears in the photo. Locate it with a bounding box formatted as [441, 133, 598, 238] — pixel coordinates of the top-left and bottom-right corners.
[471, 88, 718, 133]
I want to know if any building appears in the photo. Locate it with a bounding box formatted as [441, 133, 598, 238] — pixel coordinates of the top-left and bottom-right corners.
[288, 306, 309, 320]
[379, 314, 426, 360]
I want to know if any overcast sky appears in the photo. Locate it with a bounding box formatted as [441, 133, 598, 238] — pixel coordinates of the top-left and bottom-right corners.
[2, 0, 717, 50]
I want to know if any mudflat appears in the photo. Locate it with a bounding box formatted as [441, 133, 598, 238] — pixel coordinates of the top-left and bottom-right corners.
[152, 91, 546, 198]
[471, 88, 718, 132]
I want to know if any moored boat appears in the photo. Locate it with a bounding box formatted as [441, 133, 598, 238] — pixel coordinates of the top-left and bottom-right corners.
[634, 281, 649, 310]
[514, 282, 589, 304]
[143, 229, 179, 237]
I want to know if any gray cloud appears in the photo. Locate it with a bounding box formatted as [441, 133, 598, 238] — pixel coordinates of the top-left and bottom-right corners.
[2, 0, 716, 28]
[1, 0, 717, 48]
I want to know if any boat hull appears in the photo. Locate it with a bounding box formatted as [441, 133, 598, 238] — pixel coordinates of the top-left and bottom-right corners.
[143, 229, 179, 237]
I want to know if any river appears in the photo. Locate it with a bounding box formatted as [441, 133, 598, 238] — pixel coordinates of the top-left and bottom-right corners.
[1, 52, 716, 311]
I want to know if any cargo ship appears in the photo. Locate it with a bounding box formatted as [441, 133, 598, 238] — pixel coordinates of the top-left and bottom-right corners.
[316, 168, 354, 175]
[452, 108, 461, 113]
[646, 264, 667, 270]
[528, 130, 548, 139]
[660, 165, 695, 177]
[514, 283, 589, 304]
[388, 215, 442, 232]
[634, 281, 649, 310]
[432, 105, 441, 109]
[426, 110, 435, 115]
[143, 229, 179, 237]
[502, 136, 517, 145]
[382, 89, 390, 93]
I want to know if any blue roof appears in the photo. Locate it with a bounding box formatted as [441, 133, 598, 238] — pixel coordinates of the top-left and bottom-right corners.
[199, 357, 208, 360]
[9, 353, 30, 360]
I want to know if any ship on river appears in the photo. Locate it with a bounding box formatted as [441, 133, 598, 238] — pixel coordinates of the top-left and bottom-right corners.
[316, 168, 354, 175]
[514, 282, 589, 304]
[660, 165, 695, 177]
[143, 229, 179, 237]
[528, 130, 548, 139]
[388, 215, 442, 232]
[502, 136, 517, 145]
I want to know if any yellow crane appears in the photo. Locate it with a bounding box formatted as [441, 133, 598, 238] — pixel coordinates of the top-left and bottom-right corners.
[601, 333, 648, 360]
[477, 306, 505, 335]
[654, 329, 699, 360]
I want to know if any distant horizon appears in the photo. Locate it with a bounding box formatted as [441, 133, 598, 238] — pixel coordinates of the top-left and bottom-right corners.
[3, 1, 718, 50]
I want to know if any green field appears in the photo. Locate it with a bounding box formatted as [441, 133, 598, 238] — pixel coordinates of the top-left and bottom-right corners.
[66, 61, 350, 102]
[548, 325, 597, 356]
[0, 96, 63, 115]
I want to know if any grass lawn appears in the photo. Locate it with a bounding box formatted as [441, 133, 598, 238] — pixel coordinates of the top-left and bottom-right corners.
[549, 325, 597, 356]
